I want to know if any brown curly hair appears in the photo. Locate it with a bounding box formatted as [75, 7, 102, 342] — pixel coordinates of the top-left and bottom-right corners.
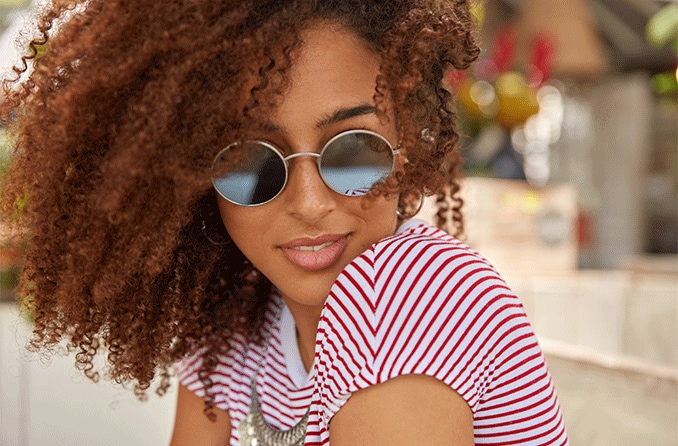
[0, 0, 478, 407]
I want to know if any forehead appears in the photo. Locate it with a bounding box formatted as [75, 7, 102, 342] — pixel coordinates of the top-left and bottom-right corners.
[263, 24, 383, 132]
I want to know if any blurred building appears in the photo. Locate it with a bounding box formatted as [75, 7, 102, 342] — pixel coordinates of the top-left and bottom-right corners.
[452, 0, 677, 272]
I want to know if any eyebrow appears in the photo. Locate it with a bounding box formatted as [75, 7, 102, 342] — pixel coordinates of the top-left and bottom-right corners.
[259, 103, 377, 133]
[315, 104, 377, 128]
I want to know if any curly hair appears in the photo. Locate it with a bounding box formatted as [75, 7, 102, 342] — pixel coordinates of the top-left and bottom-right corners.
[0, 0, 479, 408]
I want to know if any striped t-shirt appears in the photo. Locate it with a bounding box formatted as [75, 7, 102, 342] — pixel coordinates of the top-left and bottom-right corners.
[176, 219, 569, 445]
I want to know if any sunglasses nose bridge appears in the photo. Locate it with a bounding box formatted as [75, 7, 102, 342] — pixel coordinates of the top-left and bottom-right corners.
[283, 150, 325, 184]
[282, 152, 324, 179]
[282, 152, 322, 163]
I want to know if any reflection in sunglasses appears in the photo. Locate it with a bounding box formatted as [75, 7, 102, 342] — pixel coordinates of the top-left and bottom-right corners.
[212, 129, 397, 206]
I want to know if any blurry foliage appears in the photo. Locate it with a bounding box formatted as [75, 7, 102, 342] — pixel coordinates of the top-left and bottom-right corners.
[646, 4, 678, 50]
[0, 1, 30, 29]
[646, 4, 678, 99]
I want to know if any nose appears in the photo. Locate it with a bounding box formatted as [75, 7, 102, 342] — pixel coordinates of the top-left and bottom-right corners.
[283, 156, 336, 223]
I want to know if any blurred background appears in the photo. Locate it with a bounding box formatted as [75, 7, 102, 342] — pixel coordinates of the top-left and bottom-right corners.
[0, 0, 676, 445]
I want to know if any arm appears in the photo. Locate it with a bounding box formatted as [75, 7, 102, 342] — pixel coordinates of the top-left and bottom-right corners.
[170, 383, 232, 446]
[319, 227, 566, 444]
[329, 374, 473, 446]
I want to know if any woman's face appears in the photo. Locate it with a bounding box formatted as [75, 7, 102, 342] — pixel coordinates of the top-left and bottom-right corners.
[217, 24, 399, 312]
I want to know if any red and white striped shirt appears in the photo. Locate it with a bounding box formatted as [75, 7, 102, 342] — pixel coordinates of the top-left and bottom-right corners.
[176, 220, 569, 445]
[176, 297, 313, 445]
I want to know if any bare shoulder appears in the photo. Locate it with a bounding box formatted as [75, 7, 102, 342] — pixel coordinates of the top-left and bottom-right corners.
[329, 374, 473, 446]
[170, 383, 232, 446]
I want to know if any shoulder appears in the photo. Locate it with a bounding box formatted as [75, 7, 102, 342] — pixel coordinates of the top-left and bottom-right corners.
[371, 220, 505, 297]
[174, 334, 244, 396]
[313, 222, 568, 443]
[319, 219, 536, 388]
[327, 220, 517, 326]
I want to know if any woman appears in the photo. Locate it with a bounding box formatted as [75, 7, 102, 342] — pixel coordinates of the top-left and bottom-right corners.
[0, 0, 568, 445]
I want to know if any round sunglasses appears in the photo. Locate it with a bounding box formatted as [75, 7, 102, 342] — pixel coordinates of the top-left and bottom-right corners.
[211, 129, 399, 206]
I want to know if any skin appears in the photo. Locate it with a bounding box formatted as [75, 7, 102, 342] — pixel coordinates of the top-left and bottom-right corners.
[218, 24, 400, 367]
[171, 23, 473, 445]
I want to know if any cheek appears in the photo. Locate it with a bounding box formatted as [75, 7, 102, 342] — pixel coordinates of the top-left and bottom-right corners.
[216, 199, 238, 233]
[358, 195, 400, 234]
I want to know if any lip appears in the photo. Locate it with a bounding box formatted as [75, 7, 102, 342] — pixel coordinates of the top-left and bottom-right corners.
[279, 234, 349, 272]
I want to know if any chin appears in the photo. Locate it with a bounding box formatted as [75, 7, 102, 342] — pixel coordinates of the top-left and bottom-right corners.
[279, 278, 336, 309]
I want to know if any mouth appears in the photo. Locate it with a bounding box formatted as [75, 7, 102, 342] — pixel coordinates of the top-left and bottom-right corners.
[279, 234, 349, 272]
[293, 241, 334, 252]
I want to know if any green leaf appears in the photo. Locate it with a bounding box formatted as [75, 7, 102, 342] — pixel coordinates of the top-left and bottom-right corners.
[646, 4, 678, 48]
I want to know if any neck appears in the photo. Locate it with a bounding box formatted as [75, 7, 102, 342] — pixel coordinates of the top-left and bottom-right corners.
[282, 298, 322, 373]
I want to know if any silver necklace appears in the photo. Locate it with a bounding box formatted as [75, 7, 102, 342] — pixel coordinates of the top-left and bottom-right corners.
[238, 379, 309, 446]
[238, 305, 310, 446]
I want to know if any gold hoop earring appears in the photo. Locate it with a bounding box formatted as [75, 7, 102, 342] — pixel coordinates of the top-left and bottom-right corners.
[396, 190, 424, 219]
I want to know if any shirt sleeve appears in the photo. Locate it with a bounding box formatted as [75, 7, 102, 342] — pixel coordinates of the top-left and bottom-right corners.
[174, 340, 242, 412]
[312, 229, 568, 445]
[175, 349, 209, 397]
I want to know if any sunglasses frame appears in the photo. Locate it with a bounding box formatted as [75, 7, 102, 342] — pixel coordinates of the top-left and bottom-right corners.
[211, 129, 399, 206]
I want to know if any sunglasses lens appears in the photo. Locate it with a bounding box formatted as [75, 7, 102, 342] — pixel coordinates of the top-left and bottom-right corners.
[212, 142, 286, 205]
[320, 132, 394, 196]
